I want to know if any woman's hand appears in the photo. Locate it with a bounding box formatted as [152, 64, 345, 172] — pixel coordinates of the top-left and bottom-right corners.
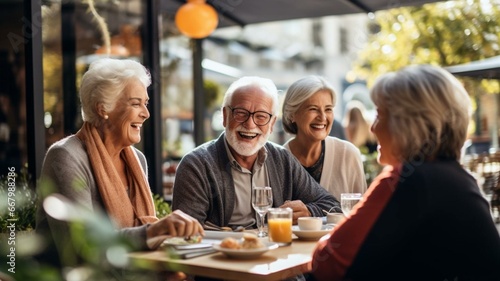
[146, 209, 205, 243]
[145, 210, 203, 280]
[279, 200, 311, 224]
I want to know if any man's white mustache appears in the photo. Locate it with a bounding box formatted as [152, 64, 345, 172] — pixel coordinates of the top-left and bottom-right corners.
[236, 125, 262, 135]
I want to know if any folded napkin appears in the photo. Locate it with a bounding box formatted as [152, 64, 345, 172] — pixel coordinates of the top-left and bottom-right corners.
[166, 246, 217, 259]
[163, 238, 220, 259]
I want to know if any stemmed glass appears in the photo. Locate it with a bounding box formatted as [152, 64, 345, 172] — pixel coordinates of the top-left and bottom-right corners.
[340, 193, 362, 216]
[252, 186, 273, 237]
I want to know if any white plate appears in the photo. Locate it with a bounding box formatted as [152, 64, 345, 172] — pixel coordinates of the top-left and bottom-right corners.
[292, 225, 334, 240]
[162, 238, 220, 250]
[162, 236, 203, 246]
[204, 230, 245, 240]
[212, 242, 278, 259]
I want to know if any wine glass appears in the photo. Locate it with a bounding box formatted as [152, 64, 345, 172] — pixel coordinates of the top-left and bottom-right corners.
[252, 186, 273, 237]
[340, 193, 362, 216]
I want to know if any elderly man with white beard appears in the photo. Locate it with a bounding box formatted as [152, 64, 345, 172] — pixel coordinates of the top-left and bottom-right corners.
[172, 76, 340, 231]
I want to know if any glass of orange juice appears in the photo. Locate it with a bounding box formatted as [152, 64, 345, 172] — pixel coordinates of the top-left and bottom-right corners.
[267, 207, 293, 246]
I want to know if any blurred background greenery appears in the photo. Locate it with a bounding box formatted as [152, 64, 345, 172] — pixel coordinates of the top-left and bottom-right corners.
[0, 170, 173, 281]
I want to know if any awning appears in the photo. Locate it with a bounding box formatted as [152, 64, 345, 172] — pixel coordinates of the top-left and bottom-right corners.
[446, 56, 500, 152]
[446, 56, 500, 79]
[162, 0, 445, 28]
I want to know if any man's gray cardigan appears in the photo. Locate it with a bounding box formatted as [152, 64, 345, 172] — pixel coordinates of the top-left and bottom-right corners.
[172, 133, 340, 227]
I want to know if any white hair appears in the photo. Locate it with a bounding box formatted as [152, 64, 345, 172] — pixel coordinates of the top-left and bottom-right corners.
[79, 58, 151, 126]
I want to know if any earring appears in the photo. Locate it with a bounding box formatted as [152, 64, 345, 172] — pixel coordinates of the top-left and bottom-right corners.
[104, 115, 109, 120]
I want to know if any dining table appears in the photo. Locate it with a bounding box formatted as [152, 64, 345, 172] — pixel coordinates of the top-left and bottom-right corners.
[127, 230, 324, 281]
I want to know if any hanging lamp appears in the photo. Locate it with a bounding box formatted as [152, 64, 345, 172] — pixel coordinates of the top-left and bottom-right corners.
[175, 0, 218, 39]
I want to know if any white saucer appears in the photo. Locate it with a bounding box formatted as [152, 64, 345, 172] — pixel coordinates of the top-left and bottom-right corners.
[212, 242, 278, 259]
[292, 225, 334, 240]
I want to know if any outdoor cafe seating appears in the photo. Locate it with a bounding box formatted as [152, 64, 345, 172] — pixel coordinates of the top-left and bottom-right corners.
[463, 151, 500, 222]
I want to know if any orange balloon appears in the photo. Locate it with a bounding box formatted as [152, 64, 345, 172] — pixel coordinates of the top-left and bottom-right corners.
[175, 0, 218, 39]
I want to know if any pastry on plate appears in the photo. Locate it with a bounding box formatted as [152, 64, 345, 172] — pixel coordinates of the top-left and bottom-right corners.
[220, 237, 241, 249]
[241, 233, 264, 249]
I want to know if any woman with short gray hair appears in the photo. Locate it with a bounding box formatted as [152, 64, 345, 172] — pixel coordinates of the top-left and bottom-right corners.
[282, 75, 366, 200]
[311, 65, 500, 281]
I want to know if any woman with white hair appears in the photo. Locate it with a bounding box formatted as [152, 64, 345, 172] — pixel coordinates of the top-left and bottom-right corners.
[282, 75, 367, 200]
[36, 58, 203, 271]
[311, 65, 500, 281]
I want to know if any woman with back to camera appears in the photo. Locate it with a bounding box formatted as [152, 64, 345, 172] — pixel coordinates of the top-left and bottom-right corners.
[311, 65, 500, 281]
[282, 75, 367, 201]
[36, 58, 203, 277]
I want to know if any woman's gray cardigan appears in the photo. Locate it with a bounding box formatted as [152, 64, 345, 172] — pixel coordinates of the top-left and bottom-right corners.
[35, 135, 150, 266]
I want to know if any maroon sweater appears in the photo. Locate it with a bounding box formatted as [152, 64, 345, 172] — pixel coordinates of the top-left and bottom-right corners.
[312, 160, 500, 281]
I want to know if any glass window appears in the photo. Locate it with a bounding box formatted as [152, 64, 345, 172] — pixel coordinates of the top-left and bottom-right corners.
[41, 0, 145, 149]
[0, 2, 26, 172]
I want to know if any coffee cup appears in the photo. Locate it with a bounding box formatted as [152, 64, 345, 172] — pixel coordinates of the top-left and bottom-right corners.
[297, 217, 323, 231]
[326, 212, 345, 224]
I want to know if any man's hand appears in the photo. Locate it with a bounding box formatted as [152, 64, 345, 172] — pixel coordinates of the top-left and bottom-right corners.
[279, 200, 311, 224]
